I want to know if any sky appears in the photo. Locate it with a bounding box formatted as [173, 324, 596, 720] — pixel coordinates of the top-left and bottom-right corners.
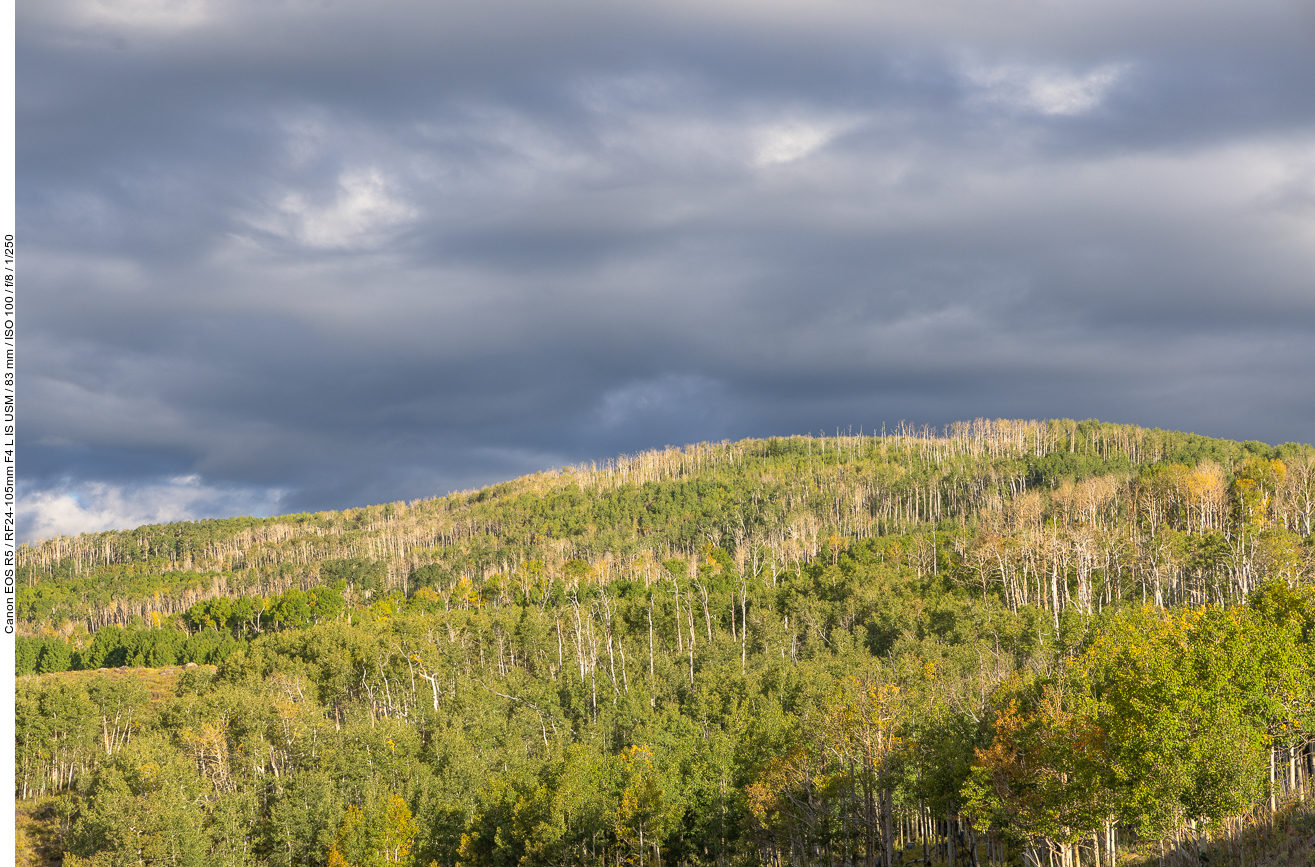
[17, 0, 1315, 543]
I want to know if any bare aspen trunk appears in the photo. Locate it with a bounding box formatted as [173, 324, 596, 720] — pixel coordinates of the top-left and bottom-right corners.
[882, 788, 894, 867]
[698, 580, 712, 642]
[688, 604, 696, 688]
[606, 633, 619, 697]
[741, 589, 748, 672]
[673, 585, 683, 653]
[1050, 558, 1061, 628]
[1271, 743, 1278, 814]
[921, 804, 928, 867]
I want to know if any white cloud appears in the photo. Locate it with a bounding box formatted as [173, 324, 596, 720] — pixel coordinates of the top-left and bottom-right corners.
[753, 120, 851, 166]
[20, 477, 286, 543]
[966, 62, 1130, 116]
[252, 169, 418, 251]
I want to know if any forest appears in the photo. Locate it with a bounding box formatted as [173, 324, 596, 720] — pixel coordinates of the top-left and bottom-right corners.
[14, 419, 1315, 867]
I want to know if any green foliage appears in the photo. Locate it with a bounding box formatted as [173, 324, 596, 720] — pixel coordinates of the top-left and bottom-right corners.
[16, 635, 41, 675]
[1078, 606, 1276, 835]
[38, 638, 74, 674]
[410, 564, 451, 593]
[267, 584, 346, 630]
[61, 625, 247, 671]
[1028, 450, 1132, 487]
[14, 422, 1315, 867]
[329, 794, 419, 867]
[67, 733, 210, 867]
[323, 559, 386, 595]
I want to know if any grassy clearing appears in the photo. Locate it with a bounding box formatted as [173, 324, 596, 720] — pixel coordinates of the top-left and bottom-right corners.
[1111, 801, 1315, 867]
[18, 662, 215, 705]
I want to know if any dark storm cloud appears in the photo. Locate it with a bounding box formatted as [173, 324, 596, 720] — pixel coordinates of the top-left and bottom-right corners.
[18, 0, 1315, 540]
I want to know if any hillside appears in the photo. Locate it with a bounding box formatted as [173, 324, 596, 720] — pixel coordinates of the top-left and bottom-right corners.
[18, 418, 1315, 634]
[15, 419, 1315, 867]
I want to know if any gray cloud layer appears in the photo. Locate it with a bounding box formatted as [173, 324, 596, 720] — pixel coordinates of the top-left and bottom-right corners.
[19, 0, 1315, 540]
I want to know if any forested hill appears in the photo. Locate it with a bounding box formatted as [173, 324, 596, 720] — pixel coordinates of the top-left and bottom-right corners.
[17, 418, 1315, 633]
[16, 419, 1315, 867]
